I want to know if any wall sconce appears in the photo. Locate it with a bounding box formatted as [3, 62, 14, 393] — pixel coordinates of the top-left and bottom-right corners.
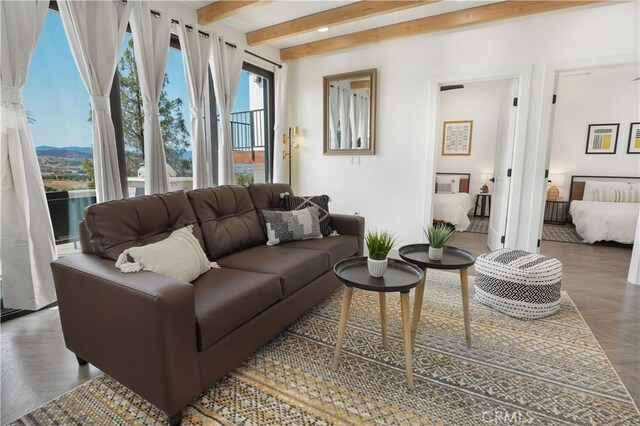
[282, 125, 299, 185]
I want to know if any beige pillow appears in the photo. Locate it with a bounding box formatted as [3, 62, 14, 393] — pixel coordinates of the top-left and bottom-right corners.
[115, 225, 218, 282]
[593, 188, 640, 203]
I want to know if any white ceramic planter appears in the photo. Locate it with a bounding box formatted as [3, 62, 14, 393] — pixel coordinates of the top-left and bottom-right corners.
[429, 246, 444, 260]
[367, 257, 388, 277]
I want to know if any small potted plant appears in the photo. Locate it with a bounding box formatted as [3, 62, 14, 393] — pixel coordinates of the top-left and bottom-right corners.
[424, 224, 456, 260]
[365, 230, 397, 277]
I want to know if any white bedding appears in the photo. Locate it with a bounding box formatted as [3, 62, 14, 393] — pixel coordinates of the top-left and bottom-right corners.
[569, 200, 639, 244]
[434, 193, 473, 231]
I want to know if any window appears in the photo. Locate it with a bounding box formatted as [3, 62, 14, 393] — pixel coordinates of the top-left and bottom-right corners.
[223, 62, 275, 184]
[118, 33, 191, 197]
[23, 9, 94, 258]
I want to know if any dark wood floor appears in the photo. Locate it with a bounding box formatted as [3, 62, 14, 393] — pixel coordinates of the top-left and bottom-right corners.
[1, 233, 638, 424]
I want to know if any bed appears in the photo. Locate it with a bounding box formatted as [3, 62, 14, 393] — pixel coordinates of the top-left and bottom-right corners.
[567, 175, 640, 244]
[433, 173, 473, 231]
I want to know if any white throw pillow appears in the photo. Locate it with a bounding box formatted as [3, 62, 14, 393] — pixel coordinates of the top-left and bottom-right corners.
[115, 225, 217, 282]
[583, 180, 631, 201]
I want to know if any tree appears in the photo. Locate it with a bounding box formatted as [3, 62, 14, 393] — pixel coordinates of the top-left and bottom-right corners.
[118, 39, 191, 177]
[80, 158, 95, 189]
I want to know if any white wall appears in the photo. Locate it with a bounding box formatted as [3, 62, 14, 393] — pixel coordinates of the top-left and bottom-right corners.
[549, 66, 640, 199]
[437, 79, 512, 194]
[285, 2, 639, 248]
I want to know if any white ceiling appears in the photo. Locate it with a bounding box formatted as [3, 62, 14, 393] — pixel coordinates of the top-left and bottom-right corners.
[189, 1, 501, 49]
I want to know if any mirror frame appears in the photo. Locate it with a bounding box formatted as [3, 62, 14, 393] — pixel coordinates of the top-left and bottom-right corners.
[323, 68, 377, 155]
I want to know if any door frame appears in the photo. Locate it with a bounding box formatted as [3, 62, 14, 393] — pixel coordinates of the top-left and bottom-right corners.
[422, 65, 533, 248]
[532, 53, 639, 250]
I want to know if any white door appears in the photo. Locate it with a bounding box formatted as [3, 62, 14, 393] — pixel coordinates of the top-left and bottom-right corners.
[488, 80, 518, 250]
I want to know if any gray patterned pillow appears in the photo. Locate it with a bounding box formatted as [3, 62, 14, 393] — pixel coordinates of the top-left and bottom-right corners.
[262, 207, 323, 246]
[281, 194, 333, 236]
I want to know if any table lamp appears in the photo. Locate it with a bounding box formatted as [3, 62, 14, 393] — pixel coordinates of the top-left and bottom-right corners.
[547, 173, 565, 201]
[480, 173, 490, 193]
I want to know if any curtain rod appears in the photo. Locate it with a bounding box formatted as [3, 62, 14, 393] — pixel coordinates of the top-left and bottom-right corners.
[225, 42, 283, 69]
[50, 2, 282, 69]
[151, 11, 282, 69]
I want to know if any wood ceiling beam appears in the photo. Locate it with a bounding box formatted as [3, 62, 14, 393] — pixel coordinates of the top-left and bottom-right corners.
[280, 1, 600, 61]
[197, 1, 266, 25]
[246, 1, 435, 46]
[350, 80, 371, 90]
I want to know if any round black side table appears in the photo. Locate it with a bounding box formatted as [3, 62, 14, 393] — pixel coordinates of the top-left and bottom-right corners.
[398, 244, 476, 348]
[332, 256, 424, 390]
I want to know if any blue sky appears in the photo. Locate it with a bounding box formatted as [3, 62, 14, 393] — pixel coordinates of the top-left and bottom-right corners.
[24, 10, 250, 149]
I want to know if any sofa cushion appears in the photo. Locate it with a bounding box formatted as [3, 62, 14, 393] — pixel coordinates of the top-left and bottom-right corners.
[281, 235, 359, 267]
[193, 268, 281, 350]
[216, 245, 329, 297]
[187, 185, 266, 260]
[84, 191, 203, 261]
[247, 183, 293, 211]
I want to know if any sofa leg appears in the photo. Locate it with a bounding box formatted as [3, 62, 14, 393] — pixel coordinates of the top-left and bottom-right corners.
[76, 355, 88, 366]
[168, 411, 182, 426]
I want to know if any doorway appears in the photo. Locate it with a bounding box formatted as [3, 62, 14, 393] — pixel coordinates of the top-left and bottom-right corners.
[432, 77, 519, 251]
[538, 64, 639, 250]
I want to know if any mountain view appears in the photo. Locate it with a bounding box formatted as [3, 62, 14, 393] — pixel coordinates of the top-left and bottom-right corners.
[36, 146, 193, 193]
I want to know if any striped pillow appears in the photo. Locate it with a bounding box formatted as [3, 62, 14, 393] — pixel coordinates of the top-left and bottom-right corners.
[593, 188, 640, 203]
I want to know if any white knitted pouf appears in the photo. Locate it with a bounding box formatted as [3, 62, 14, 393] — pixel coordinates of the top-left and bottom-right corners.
[474, 249, 563, 319]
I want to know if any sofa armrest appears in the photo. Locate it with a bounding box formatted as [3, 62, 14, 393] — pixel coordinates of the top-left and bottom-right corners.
[330, 214, 365, 256]
[51, 254, 200, 416]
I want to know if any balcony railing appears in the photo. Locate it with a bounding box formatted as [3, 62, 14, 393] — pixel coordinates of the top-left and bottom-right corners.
[224, 109, 266, 152]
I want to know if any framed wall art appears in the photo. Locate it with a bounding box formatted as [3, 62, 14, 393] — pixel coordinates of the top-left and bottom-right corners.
[627, 122, 640, 154]
[442, 120, 473, 156]
[585, 123, 619, 154]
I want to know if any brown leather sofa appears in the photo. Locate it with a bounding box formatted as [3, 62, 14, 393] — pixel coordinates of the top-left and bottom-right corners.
[51, 183, 364, 425]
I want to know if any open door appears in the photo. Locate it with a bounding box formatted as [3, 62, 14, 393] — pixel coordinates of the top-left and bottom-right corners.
[487, 80, 518, 250]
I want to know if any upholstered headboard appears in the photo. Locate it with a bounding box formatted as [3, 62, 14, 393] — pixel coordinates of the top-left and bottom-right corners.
[569, 175, 640, 202]
[435, 173, 470, 193]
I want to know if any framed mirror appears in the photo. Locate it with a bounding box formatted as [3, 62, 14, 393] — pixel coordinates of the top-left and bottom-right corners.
[323, 68, 377, 155]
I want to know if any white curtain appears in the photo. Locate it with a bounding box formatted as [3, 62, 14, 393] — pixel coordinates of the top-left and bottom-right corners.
[273, 63, 288, 183]
[210, 35, 243, 185]
[338, 85, 351, 149]
[176, 21, 212, 189]
[0, 0, 57, 310]
[349, 92, 358, 148]
[358, 94, 369, 149]
[130, 3, 171, 195]
[328, 84, 340, 149]
[58, 0, 131, 202]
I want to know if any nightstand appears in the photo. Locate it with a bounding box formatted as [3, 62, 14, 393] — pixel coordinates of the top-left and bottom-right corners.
[474, 193, 491, 218]
[544, 200, 568, 225]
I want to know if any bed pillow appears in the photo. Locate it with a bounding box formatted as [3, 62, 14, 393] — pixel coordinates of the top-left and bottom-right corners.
[282, 194, 333, 236]
[593, 188, 640, 203]
[262, 207, 323, 246]
[583, 180, 631, 201]
[115, 225, 217, 282]
[436, 176, 459, 193]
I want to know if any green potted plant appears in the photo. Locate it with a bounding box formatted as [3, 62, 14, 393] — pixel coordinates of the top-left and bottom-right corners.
[365, 230, 397, 277]
[424, 224, 456, 260]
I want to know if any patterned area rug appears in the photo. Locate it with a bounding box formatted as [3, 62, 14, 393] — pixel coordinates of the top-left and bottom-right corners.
[467, 217, 584, 244]
[11, 271, 640, 425]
